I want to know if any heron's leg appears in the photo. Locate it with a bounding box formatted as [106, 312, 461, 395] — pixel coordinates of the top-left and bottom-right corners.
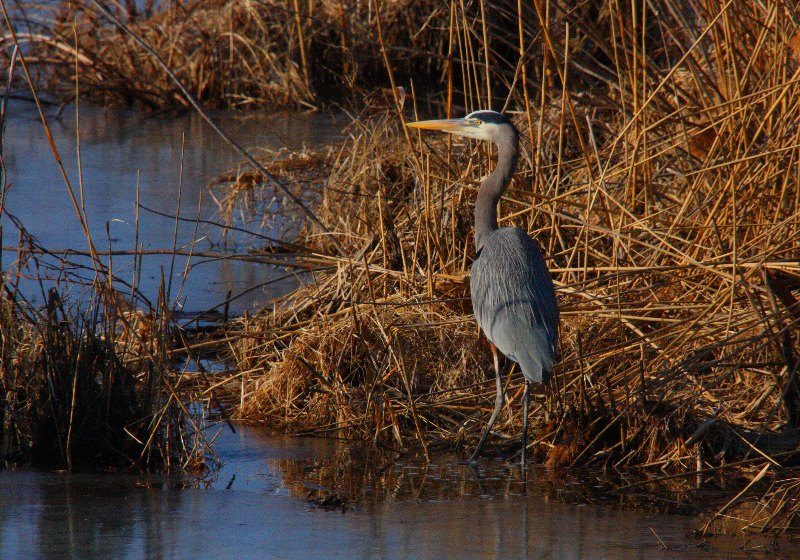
[469, 343, 503, 463]
[520, 380, 531, 468]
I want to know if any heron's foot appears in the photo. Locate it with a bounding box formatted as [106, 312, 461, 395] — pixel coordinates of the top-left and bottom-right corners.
[467, 447, 482, 465]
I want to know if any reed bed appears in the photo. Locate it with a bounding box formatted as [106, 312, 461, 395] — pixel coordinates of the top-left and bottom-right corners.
[6, 0, 448, 110]
[0, 271, 210, 471]
[209, 0, 800, 532]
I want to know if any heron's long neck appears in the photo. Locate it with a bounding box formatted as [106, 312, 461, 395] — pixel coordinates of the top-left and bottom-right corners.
[474, 133, 518, 250]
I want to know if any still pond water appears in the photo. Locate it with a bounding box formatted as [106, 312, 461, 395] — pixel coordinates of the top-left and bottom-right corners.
[4, 425, 799, 560]
[1, 102, 342, 315]
[2, 104, 799, 559]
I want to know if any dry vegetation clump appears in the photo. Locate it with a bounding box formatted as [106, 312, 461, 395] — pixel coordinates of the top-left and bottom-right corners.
[213, 1, 800, 532]
[0, 280, 208, 472]
[237, 296, 488, 448]
[7, 0, 449, 110]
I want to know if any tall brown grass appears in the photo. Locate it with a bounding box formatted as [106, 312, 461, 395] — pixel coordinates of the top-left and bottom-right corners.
[0, 276, 209, 471]
[7, 0, 450, 110]
[211, 0, 800, 533]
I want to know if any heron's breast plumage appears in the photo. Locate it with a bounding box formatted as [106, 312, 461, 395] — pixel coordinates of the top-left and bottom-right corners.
[470, 227, 559, 383]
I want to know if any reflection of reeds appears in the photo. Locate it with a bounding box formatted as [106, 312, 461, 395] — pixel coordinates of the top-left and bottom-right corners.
[270, 445, 725, 516]
[271, 445, 537, 507]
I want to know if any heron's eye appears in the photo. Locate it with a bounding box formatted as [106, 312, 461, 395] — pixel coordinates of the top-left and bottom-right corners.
[474, 119, 482, 126]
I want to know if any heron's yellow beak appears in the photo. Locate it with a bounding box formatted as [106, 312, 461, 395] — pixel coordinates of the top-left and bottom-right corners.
[405, 118, 465, 132]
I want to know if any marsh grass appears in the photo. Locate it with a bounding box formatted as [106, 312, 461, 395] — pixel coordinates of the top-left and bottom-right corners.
[0, 262, 214, 471]
[205, 1, 800, 532]
[6, 0, 450, 110]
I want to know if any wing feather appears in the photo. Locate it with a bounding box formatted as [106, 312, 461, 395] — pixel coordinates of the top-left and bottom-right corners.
[470, 227, 559, 382]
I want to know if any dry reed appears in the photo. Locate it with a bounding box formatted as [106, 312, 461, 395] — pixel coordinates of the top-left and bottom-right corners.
[6, 0, 450, 110]
[212, 1, 800, 533]
[0, 272, 210, 471]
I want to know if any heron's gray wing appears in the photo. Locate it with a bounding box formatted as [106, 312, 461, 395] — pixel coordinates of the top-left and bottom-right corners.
[470, 227, 559, 382]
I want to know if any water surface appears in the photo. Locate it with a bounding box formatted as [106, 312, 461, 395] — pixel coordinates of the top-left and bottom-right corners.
[1, 102, 342, 314]
[1, 426, 796, 559]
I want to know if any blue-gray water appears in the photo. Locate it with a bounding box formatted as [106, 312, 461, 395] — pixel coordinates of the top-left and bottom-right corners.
[1, 102, 342, 315]
[2, 426, 797, 560]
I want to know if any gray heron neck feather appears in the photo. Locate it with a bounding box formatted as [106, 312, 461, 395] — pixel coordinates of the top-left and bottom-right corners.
[474, 125, 519, 250]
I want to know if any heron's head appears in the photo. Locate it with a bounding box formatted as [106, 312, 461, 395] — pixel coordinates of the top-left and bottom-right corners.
[405, 110, 516, 145]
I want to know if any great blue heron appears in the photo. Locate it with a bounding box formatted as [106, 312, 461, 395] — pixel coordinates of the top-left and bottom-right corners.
[406, 110, 559, 466]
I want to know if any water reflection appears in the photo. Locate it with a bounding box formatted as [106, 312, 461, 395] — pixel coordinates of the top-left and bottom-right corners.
[3, 427, 793, 559]
[1, 103, 342, 314]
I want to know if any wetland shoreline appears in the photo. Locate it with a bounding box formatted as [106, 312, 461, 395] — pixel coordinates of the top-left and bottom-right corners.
[3, 0, 800, 538]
